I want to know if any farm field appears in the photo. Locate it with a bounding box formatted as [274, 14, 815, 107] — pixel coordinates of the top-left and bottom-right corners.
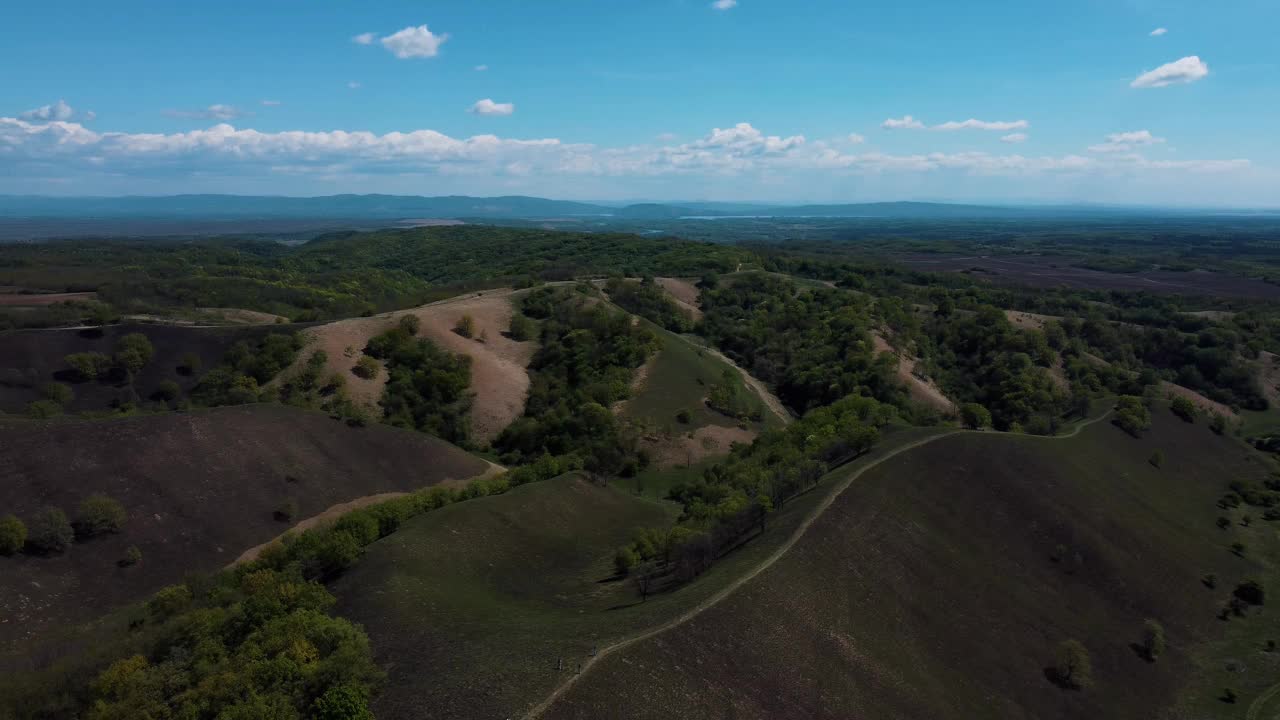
[544, 410, 1266, 719]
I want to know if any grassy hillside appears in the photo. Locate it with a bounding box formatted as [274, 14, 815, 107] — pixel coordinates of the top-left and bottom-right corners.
[545, 410, 1266, 719]
[0, 404, 489, 665]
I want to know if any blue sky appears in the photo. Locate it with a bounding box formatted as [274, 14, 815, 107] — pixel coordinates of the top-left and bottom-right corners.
[2, 0, 1276, 205]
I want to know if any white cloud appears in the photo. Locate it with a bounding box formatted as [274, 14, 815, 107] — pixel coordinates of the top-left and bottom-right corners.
[380, 25, 449, 59]
[656, 132, 678, 142]
[352, 32, 376, 45]
[848, 133, 866, 144]
[347, 81, 361, 90]
[712, 0, 738, 9]
[0, 116, 1252, 191]
[261, 100, 281, 107]
[470, 99, 515, 116]
[474, 64, 489, 72]
[1131, 55, 1208, 88]
[1000, 133, 1028, 144]
[19, 100, 75, 122]
[933, 118, 1029, 131]
[881, 115, 925, 130]
[1088, 129, 1166, 153]
[164, 104, 247, 121]
[1150, 27, 1168, 36]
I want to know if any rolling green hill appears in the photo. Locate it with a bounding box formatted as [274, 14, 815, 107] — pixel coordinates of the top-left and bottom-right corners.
[541, 409, 1272, 719]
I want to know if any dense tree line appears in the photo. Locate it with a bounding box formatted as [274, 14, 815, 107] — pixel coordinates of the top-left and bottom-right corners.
[495, 286, 659, 475]
[190, 333, 304, 406]
[365, 318, 473, 445]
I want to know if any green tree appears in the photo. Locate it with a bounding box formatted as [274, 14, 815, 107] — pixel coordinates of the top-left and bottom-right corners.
[1210, 413, 1228, 435]
[78, 494, 127, 535]
[26, 399, 64, 419]
[1053, 639, 1093, 689]
[1149, 450, 1164, 468]
[508, 313, 535, 341]
[1141, 619, 1165, 661]
[1170, 395, 1197, 422]
[614, 546, 639, 576]
[178, 351, 202, 376]
[29, 507, 74, 553]
[0, 514, 27, 555]
[114, 333, 155, 375]
[154, 380, 181, 404]
[454, 314, 476, 338]
[120, 545, 143, 567]
[352, 356, 379, 379]
[312, 684, 375, 720]
[398, 314, 421, 336]
[960, 403, 992, 430]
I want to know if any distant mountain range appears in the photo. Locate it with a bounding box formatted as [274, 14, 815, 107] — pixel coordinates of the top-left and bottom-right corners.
[0, 194, 1273, 221]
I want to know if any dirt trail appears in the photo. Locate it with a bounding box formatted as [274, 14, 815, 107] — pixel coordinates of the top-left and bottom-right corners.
[654, 277, 704, 321]
[696, 345, 791, 425]
[872, 331, 956, 414]
[523, 410, 1114, 719]
[230, 460, 505, 567]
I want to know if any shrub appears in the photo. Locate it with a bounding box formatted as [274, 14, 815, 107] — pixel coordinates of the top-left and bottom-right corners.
[114, 333, 155, 375]
[312, 684, 375, 720]
[1141, 619, 1165, 661]
[508, 313, 535, 341]
[77, 494, 127, 535]
[65, 351, 112, 381]
[960, 402, 992, 430]
[1232, 541, 1246, 556]
[1170, 395, 1197, 422]
[1052, 639, 1093, 689]
[178, 352, 202, 376]
[26, 399, 64, 419]
[0, 514, 27, 555]
[120, 545, 143, 567]
[41, 382, 74, 406]
[352, 356, 379, 379]
[398, 314, 421, 336]
[614, 546, 639, 576]
[1149, 450, 1163, 468]
[675, 409, 692, 424]
[147, 584, 193, 619]
[29, 507, 74, 553]
[1210, 413, 1228, 435]
[155, 380, 181, 403]
[1113, 395, 1151, 438]
[453, 314, 475, 338]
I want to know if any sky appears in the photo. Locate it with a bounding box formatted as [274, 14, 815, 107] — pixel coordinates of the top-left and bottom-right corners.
[2, 0, 1277, 206]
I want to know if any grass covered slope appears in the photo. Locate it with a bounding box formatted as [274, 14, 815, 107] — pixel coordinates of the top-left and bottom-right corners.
[545, 412, 1259, 719]
[330, 474, 676, 720]
[0, 404, 489, 659]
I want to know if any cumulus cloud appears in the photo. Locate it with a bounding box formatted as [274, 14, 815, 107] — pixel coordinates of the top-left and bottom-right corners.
[164, 104, 247, 121]
[1150, 27, 1168, 36]
[352, 32, 376, 45]
[1131, 55, 1208, 88]
[0, 116, 1251, 189]
[881, 115, 925, 130]
[470, 99, 515, 116]
[1088, 129, 1166, 153]
[712, 0, 738, 9]
[474, 64, 489, 72]
[848, 133, 866, 144]
[380, 25, 449, 59]
[933, 118, 1029, 131]
[1001, 133, 1028, 144]
[19, 100, 76, 123]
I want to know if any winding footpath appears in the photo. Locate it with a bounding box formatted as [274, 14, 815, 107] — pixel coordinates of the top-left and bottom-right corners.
[522, 410, 1114, 719]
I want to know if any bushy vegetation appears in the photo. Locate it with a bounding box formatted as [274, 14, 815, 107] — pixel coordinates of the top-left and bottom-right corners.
[29, 507, 74, 554]
[1113, 396, 1152, 437]
[1052, 639, 1094, 689]
[76, 494, 127, 536]
[191, 333, 304, 406]
[365, 324, 473, 445]
[605, 277, 694, 332]
[495, 287, 659, 474]
[0, 514, 27, 555]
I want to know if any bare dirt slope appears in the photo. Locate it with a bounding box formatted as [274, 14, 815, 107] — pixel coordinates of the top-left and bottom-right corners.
[872, 331, 956, 414]
[1005, 309, 1061, 330]
[0, 404, 490, 663]
[1160, 380, 1238, 418]
[655, 277, 704, 321]
[293, 290, 537, 443]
